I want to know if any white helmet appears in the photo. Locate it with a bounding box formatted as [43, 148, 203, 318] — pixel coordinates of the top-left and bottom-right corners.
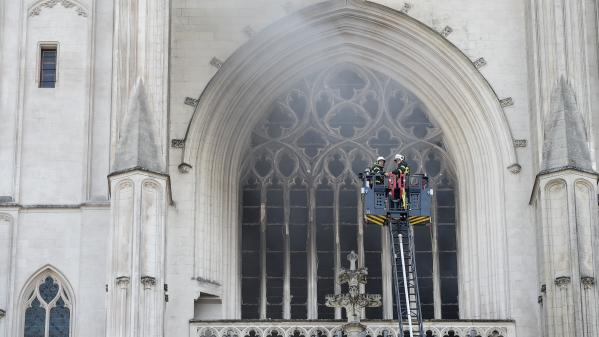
[376, 156, 385, 162]
[394, 154, 405, 161]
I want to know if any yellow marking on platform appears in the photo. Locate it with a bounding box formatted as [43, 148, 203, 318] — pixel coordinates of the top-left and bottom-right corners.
[409, 216, 431, 225]
[366, 214, 387, 226]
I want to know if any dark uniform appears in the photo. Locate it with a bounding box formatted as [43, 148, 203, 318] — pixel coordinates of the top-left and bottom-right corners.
[371, 162, 385, 184]
[392, 160, 410, 175]
[389, 160, 410, 209]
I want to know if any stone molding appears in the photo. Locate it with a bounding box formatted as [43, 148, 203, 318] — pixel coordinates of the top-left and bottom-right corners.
[116, 276, 130, 289]
[190, 321, 515, 337]
[554, 276, 571, 288]
[141, 276, 157, 289]
[181, 0, 518, 319]
[581, 277, 595, 289]
[29, 0, 87, 17]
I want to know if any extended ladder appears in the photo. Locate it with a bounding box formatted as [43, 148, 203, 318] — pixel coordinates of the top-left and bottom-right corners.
[389, 213, 424, 337]
[360, 172, 431, 337]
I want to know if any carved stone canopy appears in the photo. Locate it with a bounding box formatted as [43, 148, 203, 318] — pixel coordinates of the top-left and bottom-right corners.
[112, 78, 166, 174]
[541, 78, 592, 172]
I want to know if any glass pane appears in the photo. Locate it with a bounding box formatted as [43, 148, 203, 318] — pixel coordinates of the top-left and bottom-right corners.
[241, 305, 259, 319]
[266, 252, 283, 277]
[438, 225, 457, 251]
[242, 225, 259, 251]
[266, 278, 283, 304]
[290, 207, 307, 224]
[242, 207, 259, 223]
[40, 276, 59, 303]
[241, 251, 259, 277]
[266, 225, 283, 251]
[243, 190, 260, 206]
[290, 277, 307, 304]
[40, 81, 55, 88]
[439, 252, 457, 277]
[339, 224, 357, 253]
[24, 298, 45, 337]
[363, 224, 380, 251]
[49, 297, 70, 337]
[266, 208, 284, 224]
[40, 48, 57, 88]
[291, 305, 307, 319]
[242, 278, 260, 305]
[290, 190, 307, 206]
[266, 304, 283, 319]
[441, 304, 459, 319]
[441, 277, 458, 303]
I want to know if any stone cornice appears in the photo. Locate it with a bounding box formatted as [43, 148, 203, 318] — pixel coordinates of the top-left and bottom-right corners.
[0, 202, 110, 209]
[529, 166, 598, 205]
[107, 167, 173, 205]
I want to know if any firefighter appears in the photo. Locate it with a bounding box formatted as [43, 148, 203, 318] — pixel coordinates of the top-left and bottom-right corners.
[370, 156, 386, 184]
[389, 154, 410, 209]
[392, 154, 410, 175]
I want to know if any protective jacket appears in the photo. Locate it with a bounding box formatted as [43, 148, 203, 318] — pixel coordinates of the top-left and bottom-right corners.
[392, 161, 410, 175]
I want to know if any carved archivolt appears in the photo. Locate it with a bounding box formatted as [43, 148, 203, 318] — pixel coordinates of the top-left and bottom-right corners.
[29, 0, 88, 17]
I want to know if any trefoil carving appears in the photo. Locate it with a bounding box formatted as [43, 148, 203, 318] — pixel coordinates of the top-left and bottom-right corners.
[29, 0, 88, 17]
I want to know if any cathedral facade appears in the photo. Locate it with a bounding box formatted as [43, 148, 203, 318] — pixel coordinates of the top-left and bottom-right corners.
[0, 0, 598, 337]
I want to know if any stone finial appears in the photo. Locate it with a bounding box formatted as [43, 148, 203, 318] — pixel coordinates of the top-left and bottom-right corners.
[112, 78, 166, 174]
[325, 251, 381, 328]
[541, 78, 592, 172]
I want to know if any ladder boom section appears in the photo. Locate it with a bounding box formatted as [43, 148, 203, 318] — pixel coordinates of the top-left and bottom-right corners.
[359, 172, 432, 337]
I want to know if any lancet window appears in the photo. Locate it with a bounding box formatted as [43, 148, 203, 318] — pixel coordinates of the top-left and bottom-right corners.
[22, 271, 72, 337]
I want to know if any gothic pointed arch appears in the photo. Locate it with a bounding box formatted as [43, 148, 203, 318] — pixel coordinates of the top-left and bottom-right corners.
[181, 0, 517, 319]
[17, 265, 75, 337]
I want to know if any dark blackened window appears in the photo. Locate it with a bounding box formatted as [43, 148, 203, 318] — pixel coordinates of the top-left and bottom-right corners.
[39, 46, 57, 88]
[241, 64, 458, 320]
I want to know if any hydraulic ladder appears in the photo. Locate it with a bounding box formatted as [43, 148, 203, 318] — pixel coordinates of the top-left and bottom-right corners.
[388, 212, 424, 337]
[361, 172, 431, 337]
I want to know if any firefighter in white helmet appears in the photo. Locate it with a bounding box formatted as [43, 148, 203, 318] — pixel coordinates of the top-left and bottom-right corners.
[390, 154, 410, 209]
[370, 156, 386, 184]
[392, 154, 410, 175]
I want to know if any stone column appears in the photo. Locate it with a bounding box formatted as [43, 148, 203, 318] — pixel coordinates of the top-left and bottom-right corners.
[107, 169, 169, 337]
[532, 78, 599, 337]
[105, 5, 170, 331]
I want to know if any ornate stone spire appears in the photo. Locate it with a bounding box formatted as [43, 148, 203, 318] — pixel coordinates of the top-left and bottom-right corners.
[541, 78, 592, 172]
[112, 77, 166, 174]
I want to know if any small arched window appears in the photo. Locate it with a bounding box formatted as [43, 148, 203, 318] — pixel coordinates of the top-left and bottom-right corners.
[22, 270, 72, 337]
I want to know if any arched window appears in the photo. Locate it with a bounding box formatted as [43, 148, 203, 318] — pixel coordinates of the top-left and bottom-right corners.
[22, 270, 72, 337]
[241, 63, 458, 320]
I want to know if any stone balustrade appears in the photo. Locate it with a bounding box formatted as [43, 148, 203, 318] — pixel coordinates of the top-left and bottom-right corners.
[190, 320, 516, 337]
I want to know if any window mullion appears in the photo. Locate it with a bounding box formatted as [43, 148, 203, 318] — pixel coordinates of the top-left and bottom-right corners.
[44, 300, 50, 337]
[381, 224, 393, 319]
[356, 185, 366, 319]
[432, 190, 442, 319]
[283, 183, 291, 319]
[259, 183, 267, 319]
[333, 182, 341, 319]
[307, 183, 318, 319]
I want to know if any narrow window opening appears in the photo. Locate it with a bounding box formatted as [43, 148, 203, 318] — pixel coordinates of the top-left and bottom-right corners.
[39, 46, 57, 88]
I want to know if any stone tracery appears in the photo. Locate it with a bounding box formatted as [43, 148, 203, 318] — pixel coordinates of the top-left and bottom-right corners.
[241, 63, 458, 319]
